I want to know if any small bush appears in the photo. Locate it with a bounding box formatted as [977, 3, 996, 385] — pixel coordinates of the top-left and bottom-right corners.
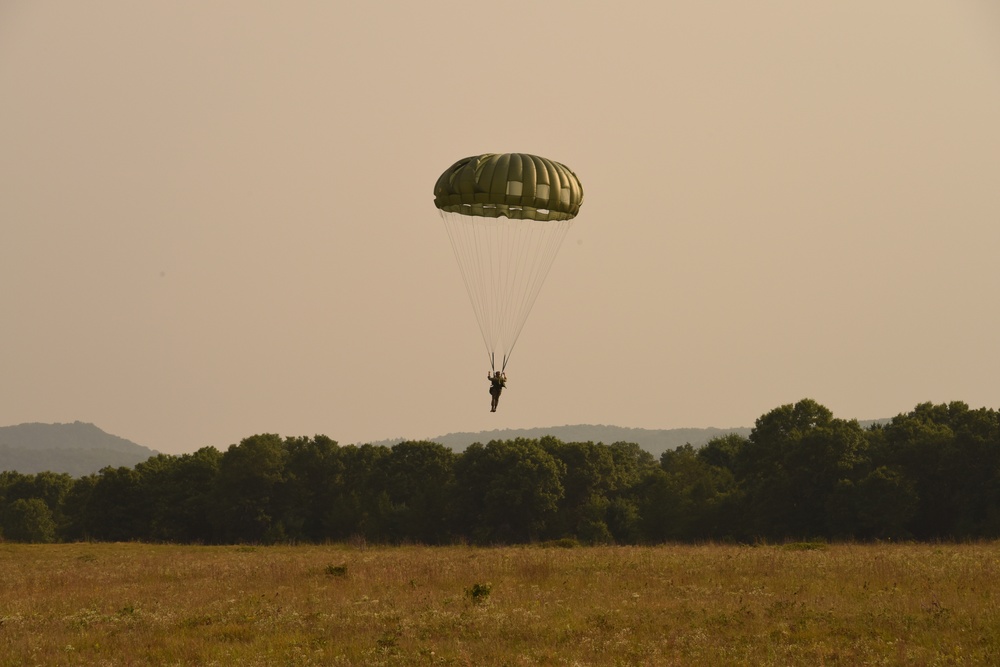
[466, 582, 492, 604]
[325, 563, 348, 577]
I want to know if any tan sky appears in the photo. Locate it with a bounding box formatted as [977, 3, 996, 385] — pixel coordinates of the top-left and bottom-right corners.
[2, 1, 999, 454]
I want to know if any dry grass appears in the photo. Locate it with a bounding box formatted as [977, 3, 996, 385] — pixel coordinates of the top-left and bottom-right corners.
[1, 542, 999, 665]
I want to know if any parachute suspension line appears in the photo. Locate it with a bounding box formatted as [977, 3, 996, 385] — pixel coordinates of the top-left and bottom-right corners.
[441, 210, 573, 370]
[441, 210, 495, 363]
[501, 218, 573, 364]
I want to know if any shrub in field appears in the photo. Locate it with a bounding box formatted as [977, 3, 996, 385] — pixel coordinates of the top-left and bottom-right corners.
[325, 563, 348, 577]
[466, 582, 492, 604]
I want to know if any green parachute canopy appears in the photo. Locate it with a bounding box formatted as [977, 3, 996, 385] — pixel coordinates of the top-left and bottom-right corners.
[434, 153, 584, 372]
[434, 153, 583, 221]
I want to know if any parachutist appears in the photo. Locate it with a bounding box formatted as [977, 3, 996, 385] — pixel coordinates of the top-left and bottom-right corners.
[488, 371, 507, 412]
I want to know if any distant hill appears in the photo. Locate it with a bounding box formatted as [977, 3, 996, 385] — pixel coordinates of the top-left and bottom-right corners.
[371, 419, 891, 457]
[0, 422, 158, 476]
[369, 424, 754, 458]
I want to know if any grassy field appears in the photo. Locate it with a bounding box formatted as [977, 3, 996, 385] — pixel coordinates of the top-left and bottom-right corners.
[1, 542, 999, 666]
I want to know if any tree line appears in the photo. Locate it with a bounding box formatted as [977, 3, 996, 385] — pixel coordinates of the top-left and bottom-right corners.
[2, 399, 998, 544]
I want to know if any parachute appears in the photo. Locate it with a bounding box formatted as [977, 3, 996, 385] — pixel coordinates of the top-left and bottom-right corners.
[434, 153, 584, 372]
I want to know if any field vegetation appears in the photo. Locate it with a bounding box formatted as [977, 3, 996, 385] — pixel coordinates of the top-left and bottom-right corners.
[2, 541, 999, 666]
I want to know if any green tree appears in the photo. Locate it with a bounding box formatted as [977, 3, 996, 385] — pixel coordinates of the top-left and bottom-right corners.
[383, 440, 457, 543]
[132, 454, 180, 540]
[605, 495, 642, 544]
[737, 399, 869, 540]
[283, 436, 344, 542]
[606, 441, 658, 489]
[135, 448, 221, 542]
[213, 434, 290, 543]
[541, 439, 617, 542]
[604, 441, 658, 543]
[171, 447, 223, 542]
[0, 471, 74, 536]
[697, 433, 747, 473]
[876, 402, 1000, 539]
[60, 475, 97, 541]
[84, 466, 144, 541]
[0, 471, 31, 513]
[454, 439, 565, 543]
[324, 444, 391, 541]
[635, 466, 676, 542]
[851, 466, 918, 539]
[636, 444, 738, 541]
[2, 498, 57, 543]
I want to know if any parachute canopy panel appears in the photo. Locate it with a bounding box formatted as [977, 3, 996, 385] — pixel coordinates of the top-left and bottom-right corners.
[434, 153, 584, 221]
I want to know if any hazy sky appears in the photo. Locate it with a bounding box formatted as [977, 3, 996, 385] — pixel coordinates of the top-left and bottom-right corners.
[3, 1, 999, 455]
